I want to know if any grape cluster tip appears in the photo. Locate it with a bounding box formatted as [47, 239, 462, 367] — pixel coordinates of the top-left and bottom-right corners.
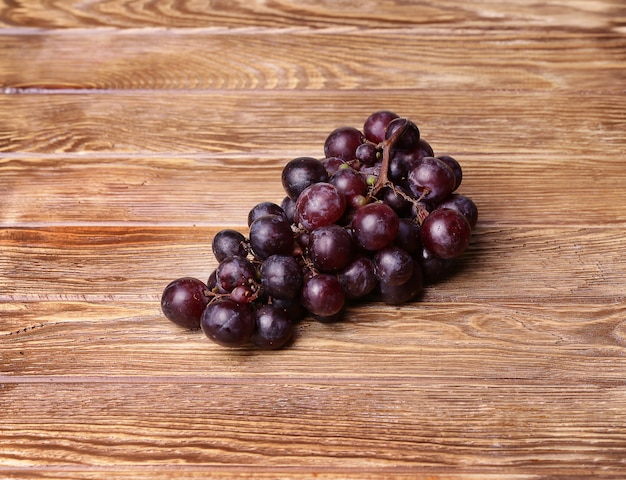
[161, 111, 478, 350]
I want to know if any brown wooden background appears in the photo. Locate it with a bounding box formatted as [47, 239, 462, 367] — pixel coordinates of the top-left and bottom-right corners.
[1, 1, 626, 478]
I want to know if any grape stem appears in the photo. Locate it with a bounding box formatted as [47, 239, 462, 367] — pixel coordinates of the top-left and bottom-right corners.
[369, 119, 430, 224]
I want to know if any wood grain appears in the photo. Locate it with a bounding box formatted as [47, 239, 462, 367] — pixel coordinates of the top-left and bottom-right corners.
[1, 32, 624, 91]
[1, 381, 625, 469]
[1, 0, 624, 31]
[1, 0, 626, 478]
[1, 91, 624, 154]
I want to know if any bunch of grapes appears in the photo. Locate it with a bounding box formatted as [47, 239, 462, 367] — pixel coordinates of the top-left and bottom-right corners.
[161, 111, 478, 350]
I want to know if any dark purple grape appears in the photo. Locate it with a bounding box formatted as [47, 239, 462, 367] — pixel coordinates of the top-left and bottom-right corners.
[201, 298, 255, 347]
[421, 208, 472, 259]
[260, 254, 303, 300]
[330, 168, 368, 209]
[249, 214, 294, 259]
[216, 256, 257, 293]
[395, 218, 422, 255]
[437, 155, 462, 191]
[282, 157, 329, 200]
[337, 256, 378, 299]
[351, 202, 399, 251]
[373, 246, 414, 286]
[248, 202, 286, 226]
[437, 193, 478, 229]
[230, 284, 258, 304]
[385, 118, 420, 152]
[378, 264, 423, 305]
[324, 126, 364, 161]
[407, 156, 456, 203]
[301, 274, 345, 317]
[416, 247, 455, 283]
[212, 229, 247, 262]
[296, 182, 346, 231]
[251, 305, 294, 350]
[207, 269, 218, 291]
[379, 186, 411, 216]
[308, 224, 353, 272]
[389, 139, 434, 183]
[322, 156, 346, 176]
[161, 277, 210, 330]
[363, 110, 399, 143]
[280, 196, 297, 224]
[271, 297, 307, 323]
[355, 143, 380, 166]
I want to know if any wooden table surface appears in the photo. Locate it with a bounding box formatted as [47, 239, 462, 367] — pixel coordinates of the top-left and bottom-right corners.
[1, 1, 626, 478]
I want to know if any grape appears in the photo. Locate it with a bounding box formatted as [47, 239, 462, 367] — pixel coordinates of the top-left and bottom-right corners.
[282, 157, 329, 200]
[355, 143, 380, 166]
[324, 126, 364, 161]
[161, 277, 210, 329]
[215, 256, 257, 292]
[248, 202, 286, 226]
[271, 297, 307, 323]
[330, 167, 368, 209]
[379, 186, 411, 216]
[373, 246, 414, 286]
[212, 229, 247, 262]
[308, 224, 353, 272]
[322, 156, 346, 175]
[379, 265, 423, 305]
[337, 255, 377, 299]
[201, 298, 255, 347]
[301, 274, 345, 317]
[416, 247, 455, 284]
[351, 202, 399, 251]
[363, 110, 399, 143]
[407, 156, 456, 203]
[280, 196, 297, 223]
[389, 139, 434, 183]
[251, 305, 294, 350]
[385, 118, 420, 152]
[437, 155, 462, 191]
[395, 218, 422, 255]
[421, 208, 472, 259]
[249, 214, 294, 259]
[260, 254, 303, 300]
[437, 193, 478, 229]
[162, 110, 478, 351]
[296, 182, 346, 231]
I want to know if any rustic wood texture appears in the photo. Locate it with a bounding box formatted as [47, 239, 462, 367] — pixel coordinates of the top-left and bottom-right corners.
[1, 1, 625, 478]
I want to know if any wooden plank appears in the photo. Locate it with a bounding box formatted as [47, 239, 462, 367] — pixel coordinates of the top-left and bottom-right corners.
[1, 154, 625, 226]
[0, 226, 624, 304]
[2, 300, 626, 379]
[0, 381, 624, 471]
[0, 0, 624, 31]
[1, 32, 624, 91]
[0, 91, 624, 155]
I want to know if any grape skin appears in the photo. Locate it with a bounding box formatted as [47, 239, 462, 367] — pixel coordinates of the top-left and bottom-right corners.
[201, 297, 255, 347]
[249, 214, 294, 259]
[282, 157, 329, 200]
[301, 274, 346, 317]
[251, 305, 294, 350]
[351, 202, 399, 251]
[161, 277, 210, 330]
[296, 182, 346, 231]
[308, 224, 353, 273]
[421, 208, 472, 260]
